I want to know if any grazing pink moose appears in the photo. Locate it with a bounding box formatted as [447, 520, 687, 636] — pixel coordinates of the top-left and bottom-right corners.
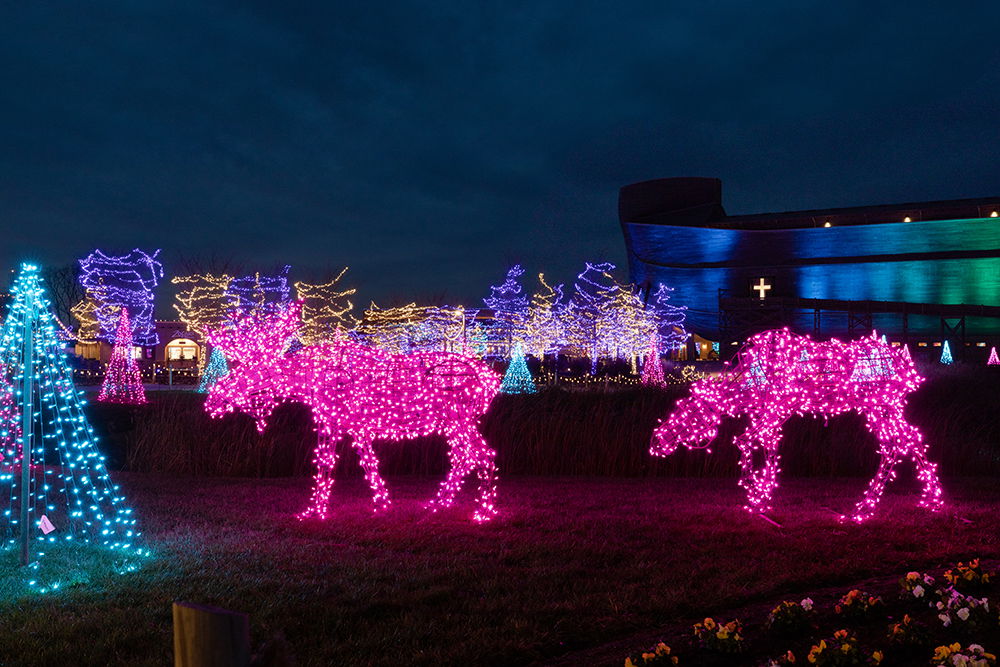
[650, 328, 943, 521]
[204, 304, 501, 521]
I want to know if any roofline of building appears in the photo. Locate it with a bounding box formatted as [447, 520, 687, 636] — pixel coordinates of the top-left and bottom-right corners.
[619, 177, 1000, 230]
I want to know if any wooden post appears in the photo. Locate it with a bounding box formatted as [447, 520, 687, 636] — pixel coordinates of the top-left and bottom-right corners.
[173, 601, 250, 667]
[19, 297, 34, 566]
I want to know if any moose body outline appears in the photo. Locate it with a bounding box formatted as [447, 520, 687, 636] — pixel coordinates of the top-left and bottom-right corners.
[204, 304, 501, 521]
[650, 328, 943, 521]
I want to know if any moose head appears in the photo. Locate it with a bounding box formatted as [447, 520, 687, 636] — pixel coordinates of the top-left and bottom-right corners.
[203, 302, 306, 433]
[649, 389, 725, 457]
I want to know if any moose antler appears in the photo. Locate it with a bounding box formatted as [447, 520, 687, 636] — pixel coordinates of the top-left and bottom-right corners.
[207, 302, 303, 363]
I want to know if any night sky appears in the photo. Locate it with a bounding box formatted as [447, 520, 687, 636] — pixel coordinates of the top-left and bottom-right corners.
[2, 3, 999, 311]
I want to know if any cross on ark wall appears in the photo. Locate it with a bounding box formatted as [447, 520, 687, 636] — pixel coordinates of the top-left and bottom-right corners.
[752, 277, 772, 299]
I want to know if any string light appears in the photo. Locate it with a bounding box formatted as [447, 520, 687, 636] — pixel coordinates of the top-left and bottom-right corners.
[171, 273, 237, 335]
[0, 263, 148, 592]
[524, 273, 566, 357]
[648, 283, 688, 352]
[203, 303, 501, 521]
[294, 268, 358, 345]
[69, 294, 102, 343]
[641, 333, 666, 387]
[649, 328, 943, 522]
[940, 340, 954, 365]
[98, 308, 147, 405]
[500, 342, 537, 394]
[562, 263, 687, 373]
[483, 265, 528, 359]
[227, 266, 291, 317]
[566, 262, 620, 371]
[196, 347, 229, 394]
[357, 303, 470, 354]
[78, 249, 163, 345]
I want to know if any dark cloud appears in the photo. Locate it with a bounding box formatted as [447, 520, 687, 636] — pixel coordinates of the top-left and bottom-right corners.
[1, 2, 998, 309]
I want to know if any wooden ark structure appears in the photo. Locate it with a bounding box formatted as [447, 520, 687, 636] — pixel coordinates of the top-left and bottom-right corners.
[620, 177, 1000, 356]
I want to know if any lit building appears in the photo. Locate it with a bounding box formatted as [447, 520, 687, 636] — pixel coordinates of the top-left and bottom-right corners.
[73, 320, 201, 367]
[620, 177, 1000, 347]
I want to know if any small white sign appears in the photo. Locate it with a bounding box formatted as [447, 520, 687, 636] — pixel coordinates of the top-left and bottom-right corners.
[38, 515, 55, 535]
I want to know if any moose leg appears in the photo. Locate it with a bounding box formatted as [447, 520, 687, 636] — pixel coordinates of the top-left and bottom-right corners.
[297, 433, 339, 520]
[736, 420, 783, 513]
[428, 428, 472, 511]
[471, 442, 498, 523]
[910, 441, 944, 512]
[849, 410, 909, 522]
[872, 411, 943, 513]
[849, 447, 900, 522]
[353, 433, 391, 512]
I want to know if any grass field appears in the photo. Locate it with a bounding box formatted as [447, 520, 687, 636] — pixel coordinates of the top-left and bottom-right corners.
[3, 473, 1000, 666]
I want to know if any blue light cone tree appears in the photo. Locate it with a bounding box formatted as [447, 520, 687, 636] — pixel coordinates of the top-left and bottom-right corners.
[500, 342, 537, 394]
[0, 264, 147, 593]
[940, 341, 954, 365]
[197, 346, 229, 393]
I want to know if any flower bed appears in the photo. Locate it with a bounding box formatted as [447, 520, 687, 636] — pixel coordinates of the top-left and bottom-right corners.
[625, 559, 1000, 666]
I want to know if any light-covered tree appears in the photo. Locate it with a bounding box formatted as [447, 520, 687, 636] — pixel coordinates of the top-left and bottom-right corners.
[294, 267, 358, 345]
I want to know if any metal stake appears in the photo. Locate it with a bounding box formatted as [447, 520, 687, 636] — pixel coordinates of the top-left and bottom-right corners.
[20, 297, 35, 566]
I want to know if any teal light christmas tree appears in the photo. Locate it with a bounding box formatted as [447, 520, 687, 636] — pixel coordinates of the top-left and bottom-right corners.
[0, 264, 147, 593]
[197, 346, 229, 393]
[940, 340, 954, 365]
[499, 342, 537, 394]
[640, 333, 666, 387]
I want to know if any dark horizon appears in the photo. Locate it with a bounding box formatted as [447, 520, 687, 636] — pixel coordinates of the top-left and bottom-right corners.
[3, 3, 999, 311]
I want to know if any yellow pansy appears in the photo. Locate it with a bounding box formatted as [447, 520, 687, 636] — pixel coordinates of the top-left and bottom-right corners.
[932, 645, 952, 661]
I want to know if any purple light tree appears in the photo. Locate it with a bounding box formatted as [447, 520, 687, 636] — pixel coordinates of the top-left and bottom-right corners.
[647, 283, 688, 354]
[567, 262, 620, 372]
[227, 265, 292, 318]
[483, 265, 528, 359]
[78, 248, 163, 346]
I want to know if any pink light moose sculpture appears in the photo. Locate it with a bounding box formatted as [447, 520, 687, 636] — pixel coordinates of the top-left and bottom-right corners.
[650, 328, 943, 522]
[203, 303, 502, 521]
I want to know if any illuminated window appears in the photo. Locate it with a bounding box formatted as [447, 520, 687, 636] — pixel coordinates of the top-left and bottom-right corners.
[166, 338, 199, 361]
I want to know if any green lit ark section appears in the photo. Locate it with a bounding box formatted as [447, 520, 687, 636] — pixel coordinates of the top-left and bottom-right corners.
[622, 217, 1000, 338]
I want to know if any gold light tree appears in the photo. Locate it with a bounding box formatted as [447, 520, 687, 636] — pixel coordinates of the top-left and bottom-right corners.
[171, 274, 235, 335]
[171, 273, 236, 371]
[294, 268, 358, 345]
[357, 303, 468, 354]
[524, 273, 566, 358]
[70, 292, 105, 344]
